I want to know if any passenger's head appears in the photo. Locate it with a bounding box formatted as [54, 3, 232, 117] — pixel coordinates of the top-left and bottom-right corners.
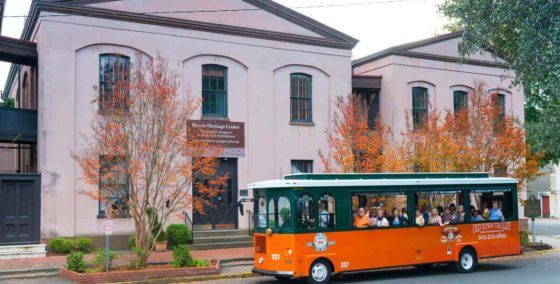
[458, 205, 464, 213]
[437, 206, 444, 214]
[369, 208, 377, 217]
[431, 208, 439, 216]
[415, 210, 422, 217]
[444, 207, 451, 215]
[392, 209, 399, 217]
[450, 203, 456, 212]
[377, 209, 384, 218]
[358, 207, 366, 216]
[401, 208, 407, 214]
[492, 202, 499, 210]
[473, 210, 480, 216]
[421, 205, 427, 212]
[319, 202, 325, 211]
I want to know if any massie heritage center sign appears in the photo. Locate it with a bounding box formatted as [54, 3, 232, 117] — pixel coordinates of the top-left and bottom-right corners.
[187, 120, 245, 157]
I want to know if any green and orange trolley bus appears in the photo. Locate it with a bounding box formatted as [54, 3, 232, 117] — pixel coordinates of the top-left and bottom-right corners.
[248, 173, 520, 283]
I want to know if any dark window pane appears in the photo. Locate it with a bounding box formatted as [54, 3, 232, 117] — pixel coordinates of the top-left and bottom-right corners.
[291, 160, 313, 174]
[290, 73, 312, 122]
[412, 87, 428, 130]
[202, 65, 228, 117]
[99, 54, 130, 111]
[453, 90, 469, 114]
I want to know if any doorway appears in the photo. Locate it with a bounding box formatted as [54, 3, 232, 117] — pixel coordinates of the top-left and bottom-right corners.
[193, 158, 238, 230]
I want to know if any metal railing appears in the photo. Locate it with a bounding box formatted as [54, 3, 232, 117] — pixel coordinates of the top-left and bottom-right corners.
[183, 211, 194, 244]
[246, 210, 254, 236]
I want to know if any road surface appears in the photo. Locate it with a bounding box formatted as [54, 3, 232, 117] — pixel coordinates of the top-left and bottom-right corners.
[195, 251, 560, 284]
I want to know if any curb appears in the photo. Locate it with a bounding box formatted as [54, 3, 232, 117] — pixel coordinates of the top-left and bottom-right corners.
[220, 257, 253, 264]
[125, 271, 255, 283]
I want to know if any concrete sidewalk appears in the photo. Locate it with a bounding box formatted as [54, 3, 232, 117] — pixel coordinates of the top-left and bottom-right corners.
[0, 247, 253, 272]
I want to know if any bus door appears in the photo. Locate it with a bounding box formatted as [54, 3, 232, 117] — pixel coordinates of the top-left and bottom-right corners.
[413, 190, 462, 264]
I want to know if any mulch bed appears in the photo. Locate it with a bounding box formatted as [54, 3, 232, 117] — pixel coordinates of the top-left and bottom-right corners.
[59, 260, 220, 284]
[522, 243, 553, 252]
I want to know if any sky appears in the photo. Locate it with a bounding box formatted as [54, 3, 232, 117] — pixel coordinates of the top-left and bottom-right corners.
[0, 0, 449, 92]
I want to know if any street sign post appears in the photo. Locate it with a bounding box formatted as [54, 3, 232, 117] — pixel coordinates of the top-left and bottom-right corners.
[525, 195, 541, 244]
[104, 202, 112, 272]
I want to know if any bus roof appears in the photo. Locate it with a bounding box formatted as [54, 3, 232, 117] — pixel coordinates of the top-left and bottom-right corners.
[247, 173, 517, 190]
[283, 172, 490, 180]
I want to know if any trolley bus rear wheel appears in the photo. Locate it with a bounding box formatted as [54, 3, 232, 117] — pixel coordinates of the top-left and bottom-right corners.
[308, 259, 332, 284]
[456, 248, 477, 273]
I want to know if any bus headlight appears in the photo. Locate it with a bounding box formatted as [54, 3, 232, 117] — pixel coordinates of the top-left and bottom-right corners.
[266, 228, 272, 236]
[258, 257, 264, 264]
[286, 248, 293, 255]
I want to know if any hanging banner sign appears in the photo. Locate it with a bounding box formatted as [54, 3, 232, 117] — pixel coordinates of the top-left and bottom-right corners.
[187, 120, 245, 157]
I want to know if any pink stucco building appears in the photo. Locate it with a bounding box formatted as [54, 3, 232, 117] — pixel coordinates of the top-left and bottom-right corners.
[0, 1, 523, 257]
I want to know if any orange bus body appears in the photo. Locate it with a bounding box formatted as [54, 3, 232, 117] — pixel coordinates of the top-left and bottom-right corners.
[253, 221, 520, 278]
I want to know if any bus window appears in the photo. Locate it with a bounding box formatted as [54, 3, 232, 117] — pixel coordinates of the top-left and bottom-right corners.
[351, 192, 408, 228]
[469, 189, 513, 222]
[318, 194, 335, 229]
[416, 191, 463, 226]
[296, 194, 316, 230]
[268, 197, 291, 229]
[256, 197, 267, 228]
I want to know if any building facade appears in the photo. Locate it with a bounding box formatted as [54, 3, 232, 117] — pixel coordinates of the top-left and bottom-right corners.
[527, 165, 560, 218]
[1, 0, 356, 247]
[0, 2, 527, 254]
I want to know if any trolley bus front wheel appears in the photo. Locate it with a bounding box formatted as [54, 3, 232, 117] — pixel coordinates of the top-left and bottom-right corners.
[456, 247, 478, 273]
[308, 258, 333, 284]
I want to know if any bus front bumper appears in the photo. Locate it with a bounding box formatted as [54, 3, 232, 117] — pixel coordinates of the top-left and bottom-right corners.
[252, 267, 294, 278]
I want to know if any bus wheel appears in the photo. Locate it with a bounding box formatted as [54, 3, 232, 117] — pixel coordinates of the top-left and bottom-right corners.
[456, 248, 477, 273]
[308, 259, 332, 284]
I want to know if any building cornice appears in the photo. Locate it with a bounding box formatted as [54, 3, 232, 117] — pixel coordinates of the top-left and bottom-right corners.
[352, 31, 509, 69]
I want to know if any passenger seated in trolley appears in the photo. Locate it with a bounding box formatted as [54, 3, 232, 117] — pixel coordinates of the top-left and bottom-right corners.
[372, 209, 389, 227]
[318, 202, 330, 228]
[353, 207, 370, 228]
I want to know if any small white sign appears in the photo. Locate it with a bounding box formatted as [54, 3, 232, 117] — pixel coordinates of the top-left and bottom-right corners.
[105, 219, 112, 236]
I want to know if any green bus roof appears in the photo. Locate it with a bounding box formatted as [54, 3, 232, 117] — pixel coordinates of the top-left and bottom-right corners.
[284, 172, 490, 180]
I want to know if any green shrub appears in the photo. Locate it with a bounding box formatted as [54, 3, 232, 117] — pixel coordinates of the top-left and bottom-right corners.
[65, 251, 87, 273]
[50, 237, 75, 254]
[166, 224, 191, 248]
[171, 244, 192, 267]
[147, 208, 167, 242]
[91, 249, 119, 271]
[520, 231, 531, 246]
[129, 247, 148, 269]
[190, 259, 209, 267]
[128, 235, 136, 249]
[75, 238, 93, 253]
[0, 97, 14, 108]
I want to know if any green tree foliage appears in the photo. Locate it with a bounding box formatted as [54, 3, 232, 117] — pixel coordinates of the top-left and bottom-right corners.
[440, 0, 560, 164]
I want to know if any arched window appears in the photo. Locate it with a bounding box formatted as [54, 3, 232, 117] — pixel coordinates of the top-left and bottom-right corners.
[412, 86, 428, 130]
[202, 64, 228, 118]
[290, 73, 312, 122]
[99, 54, 130, 111]
[453, 90, 468, 114]
[268, 197, 291, 229]
[256, 197, 267, 228]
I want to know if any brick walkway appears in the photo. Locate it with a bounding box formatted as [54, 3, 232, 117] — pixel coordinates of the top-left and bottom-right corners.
[0, 247, 253, 272]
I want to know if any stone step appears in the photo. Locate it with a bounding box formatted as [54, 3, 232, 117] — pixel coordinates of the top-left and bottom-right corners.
[193, 229, 250, 238]
[0, 268, 58, 281]
[0, 271, 59, 281]
[190, 241, 253, 251]
[193, 235, 253, 245]
[0, 244, 47, 260]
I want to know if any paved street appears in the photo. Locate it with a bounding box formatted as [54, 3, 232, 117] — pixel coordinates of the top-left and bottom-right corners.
[197, 250, 560, 284]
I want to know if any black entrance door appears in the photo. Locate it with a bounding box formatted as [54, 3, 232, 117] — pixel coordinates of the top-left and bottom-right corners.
[1, 180, 35, 244]
[193, 158, 238, 230]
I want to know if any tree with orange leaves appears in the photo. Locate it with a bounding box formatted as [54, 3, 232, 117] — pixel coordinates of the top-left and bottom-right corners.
[320, 93, 401, 172]
[73, 54, 223, 265]
[397, 81, 540, 184]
